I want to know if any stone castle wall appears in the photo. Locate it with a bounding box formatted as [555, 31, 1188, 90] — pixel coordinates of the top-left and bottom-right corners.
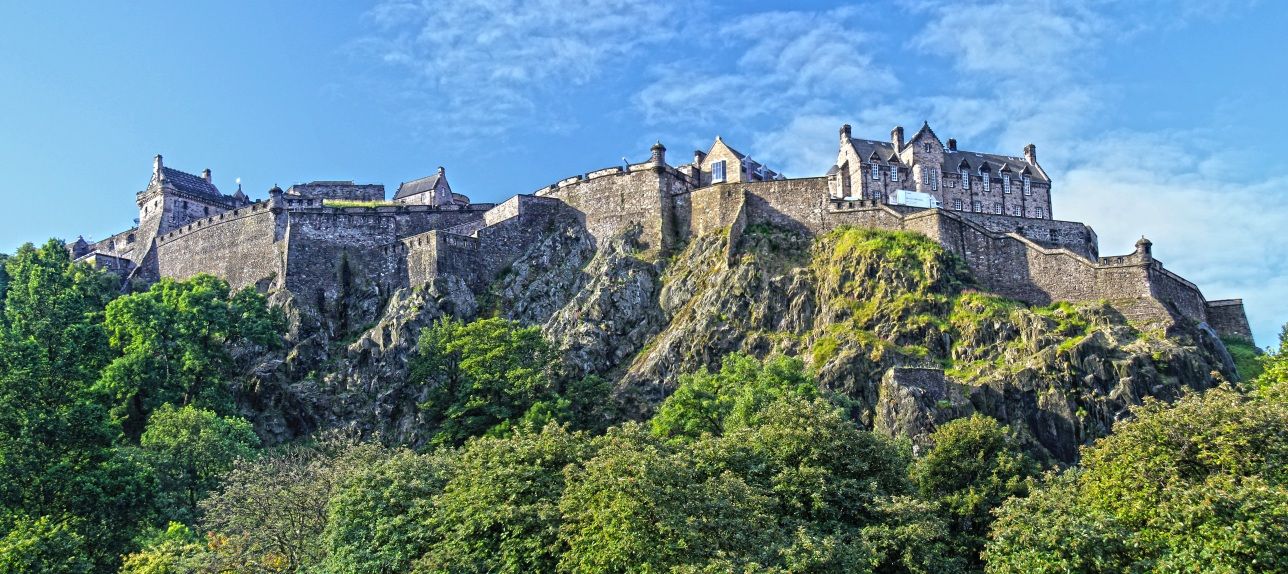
[534, 163, 691, 252]
[154, 203, 286, 291]
[1207, 299, 1254, 341]
[286, 182, 386, 202]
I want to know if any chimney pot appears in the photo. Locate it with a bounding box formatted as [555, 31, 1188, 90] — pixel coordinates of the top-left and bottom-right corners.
[201, 168, 212, 182]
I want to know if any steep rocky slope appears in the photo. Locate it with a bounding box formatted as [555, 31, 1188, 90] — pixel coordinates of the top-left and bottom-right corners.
[247, 221, 1236, 462]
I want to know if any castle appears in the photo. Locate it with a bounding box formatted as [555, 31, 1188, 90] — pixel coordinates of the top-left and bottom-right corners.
[68, 122, 1254, 344]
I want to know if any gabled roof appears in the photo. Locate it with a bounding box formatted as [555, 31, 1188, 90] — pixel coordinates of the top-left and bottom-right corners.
[907, 121, 943, 149]
[160, 167, 222, 198]
[941, 151, 1048, 182]
[394, 172, 448, 200]
[712, 136, 747, 160]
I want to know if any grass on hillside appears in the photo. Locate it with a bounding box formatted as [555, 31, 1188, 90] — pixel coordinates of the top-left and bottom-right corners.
[1221, 336, 1264, 382]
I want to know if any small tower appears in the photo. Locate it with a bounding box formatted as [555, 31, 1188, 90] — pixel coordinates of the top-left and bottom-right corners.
[1135, 236, 1153, 258]
[269, 184, 284, 214]
[650, 141, 666, 168]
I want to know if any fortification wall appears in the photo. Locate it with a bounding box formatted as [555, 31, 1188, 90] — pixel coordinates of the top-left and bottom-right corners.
[286, 182, 385, 201]
[533, 164, 684, 252]
[283, 211, 402, 299]
[154, 204, 286, 291]
[1207, 299, 1254, 342]
[404, 231, 484, 289]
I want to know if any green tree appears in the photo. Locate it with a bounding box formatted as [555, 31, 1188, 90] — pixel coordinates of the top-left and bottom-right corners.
[97, 274, 282, 436]
[199, 433, 386, 572]
[909, 414, 1037, 566]
[412, 317, 602, 446]
[650, 353, 818, 442]
[558, 424, 780, 574]
[986, 385, 1288, 572]
[140, 404, 260, 525]
[416, 424, 596, 573]
[118, 522, 209, 574]
[0, 240, 147, 571]
[0, 515, 93, 574]
[322, 449, 452, 574]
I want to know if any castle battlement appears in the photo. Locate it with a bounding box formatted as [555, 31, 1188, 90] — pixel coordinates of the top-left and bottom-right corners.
[74, 121, 1253, 345]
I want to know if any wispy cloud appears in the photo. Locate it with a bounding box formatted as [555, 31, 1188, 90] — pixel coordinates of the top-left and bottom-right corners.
[359, 0, 677, 138]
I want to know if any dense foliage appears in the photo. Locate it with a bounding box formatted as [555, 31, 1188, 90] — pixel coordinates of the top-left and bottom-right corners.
[2, 237, 1286, 573]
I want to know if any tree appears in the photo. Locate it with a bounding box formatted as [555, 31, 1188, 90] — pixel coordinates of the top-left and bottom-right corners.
[412, 317, 602, 446]
[140, 404, 260, 525]
[650, 353, 818, 442]
[322, 449, 452, 574]
[200, 433, 386, 572]
[118, 522, 209, 574]
[97, 274, 282, 436]
[416, 424, 596, 573]
[986, 385, 1288, 572]
[0, 515, 93, 574]
[558, 424, 779, 574]
[909, 414, 1037, 566]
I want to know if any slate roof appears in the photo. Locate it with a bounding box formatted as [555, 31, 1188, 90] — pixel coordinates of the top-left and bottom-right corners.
[394, 173, 445, 200]
[160, 167, 223, 198]
[845, 138, 1049, 183]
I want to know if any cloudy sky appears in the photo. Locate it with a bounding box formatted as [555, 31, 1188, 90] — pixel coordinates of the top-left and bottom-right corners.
[1, 1, 1286, 343]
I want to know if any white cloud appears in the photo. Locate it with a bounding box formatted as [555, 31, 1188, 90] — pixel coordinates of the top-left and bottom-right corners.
[360, 0, 677, 138]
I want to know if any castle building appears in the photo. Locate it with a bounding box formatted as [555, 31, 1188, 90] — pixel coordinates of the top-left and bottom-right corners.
[833, 122, 1052, 220]
[69, 121, 1253, 346]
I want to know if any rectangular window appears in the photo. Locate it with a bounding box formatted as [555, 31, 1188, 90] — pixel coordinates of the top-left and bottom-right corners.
[953, 198, 963, 210]
[1002, 173, 1011, 194]
[1022, 175, 1031, 195]
[871, 164, 880, 180]
[993, 202, 1002, 214]
[1049, 230, 1059, 243]
[923, 142, 932, 153]
[712, 160, 726, 183]
[931, 168, 939, 191]
[890, 167, 898, 182]
[1035, 207, 1044, 219]
[982, 174, 991, 192]
[1012, 205, 1022, 216]
[921, 168, 929, 185]
[871, 189, 882, 201]
[960, 170, 970, 190]
[972, 201, 981, 212]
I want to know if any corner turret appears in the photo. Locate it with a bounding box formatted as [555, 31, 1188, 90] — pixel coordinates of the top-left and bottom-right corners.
[1135, 235, 1153, 258]
[650, 141, 666, 168]
[269, 184, 284, 213]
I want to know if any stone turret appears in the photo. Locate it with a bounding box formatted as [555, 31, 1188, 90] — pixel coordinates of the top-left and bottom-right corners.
[650, 141, 666, 168]
[269, 184, 284, 213]
[1135, 235, 1153, 258]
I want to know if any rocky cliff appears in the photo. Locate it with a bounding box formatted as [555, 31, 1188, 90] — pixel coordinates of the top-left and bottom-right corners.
[243, 220, 1237, 463]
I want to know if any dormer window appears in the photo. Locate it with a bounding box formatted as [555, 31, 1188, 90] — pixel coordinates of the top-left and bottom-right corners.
[871, 164, 880, 180]
[981, 169, 991, 192]
[960, 169, 970, 190]
[1002, 173, 1011, 194]
[712, 160, 727, 183]
[1023, 175, 1032, 195]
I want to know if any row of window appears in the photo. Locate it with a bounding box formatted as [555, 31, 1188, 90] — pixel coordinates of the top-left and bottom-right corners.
[949, 198, 1044, 218]
[870, 164, 900, 182]
[863, 166, 1035, 197]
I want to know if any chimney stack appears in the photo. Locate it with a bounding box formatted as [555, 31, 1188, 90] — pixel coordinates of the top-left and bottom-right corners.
[693, 150, 706, 166]
[437, 166, 445, 176]
[947, 138, 957, 152]
[201, 168, 212, 183]
[891, 126, 905, 150]
[1024, 143, 1038, 165]
[840, 124, 852, 142]
[153, 154, 164, 182]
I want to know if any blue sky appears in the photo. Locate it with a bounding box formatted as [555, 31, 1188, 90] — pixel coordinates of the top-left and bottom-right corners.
[2, 1, 1286, 344]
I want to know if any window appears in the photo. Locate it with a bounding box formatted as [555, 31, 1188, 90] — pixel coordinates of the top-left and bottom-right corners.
[960, 170, 970, 190]
[931, 168, 939, 191]
[1002, 173, 1011, 194]
[1049, 230, 1059, 243]
[1022, 175, 1031, 195]
[871, 189, 882, 201]
[712, 160, 727, 183]
[1012, 205, 1022, 216]
[890, 167, 898, 182]
[923, 142, 932, 153]
[921, 167, 929, 185]
[1035, 207, 1044, 219]
[982, 172, 991, 192]
[871, 164, 880, 180]
[181, 200, 188, 208]
[993, 202, 1002, 214]
[953, 198, 963, 210]
[972, 201, 982, 212]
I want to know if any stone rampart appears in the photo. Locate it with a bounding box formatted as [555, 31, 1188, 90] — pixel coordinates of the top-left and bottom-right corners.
[534, 164, 691, 252]
[286, 181, 385, 201]
[1207, 299, 1254, 342]
[154, 205, 286, 292]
